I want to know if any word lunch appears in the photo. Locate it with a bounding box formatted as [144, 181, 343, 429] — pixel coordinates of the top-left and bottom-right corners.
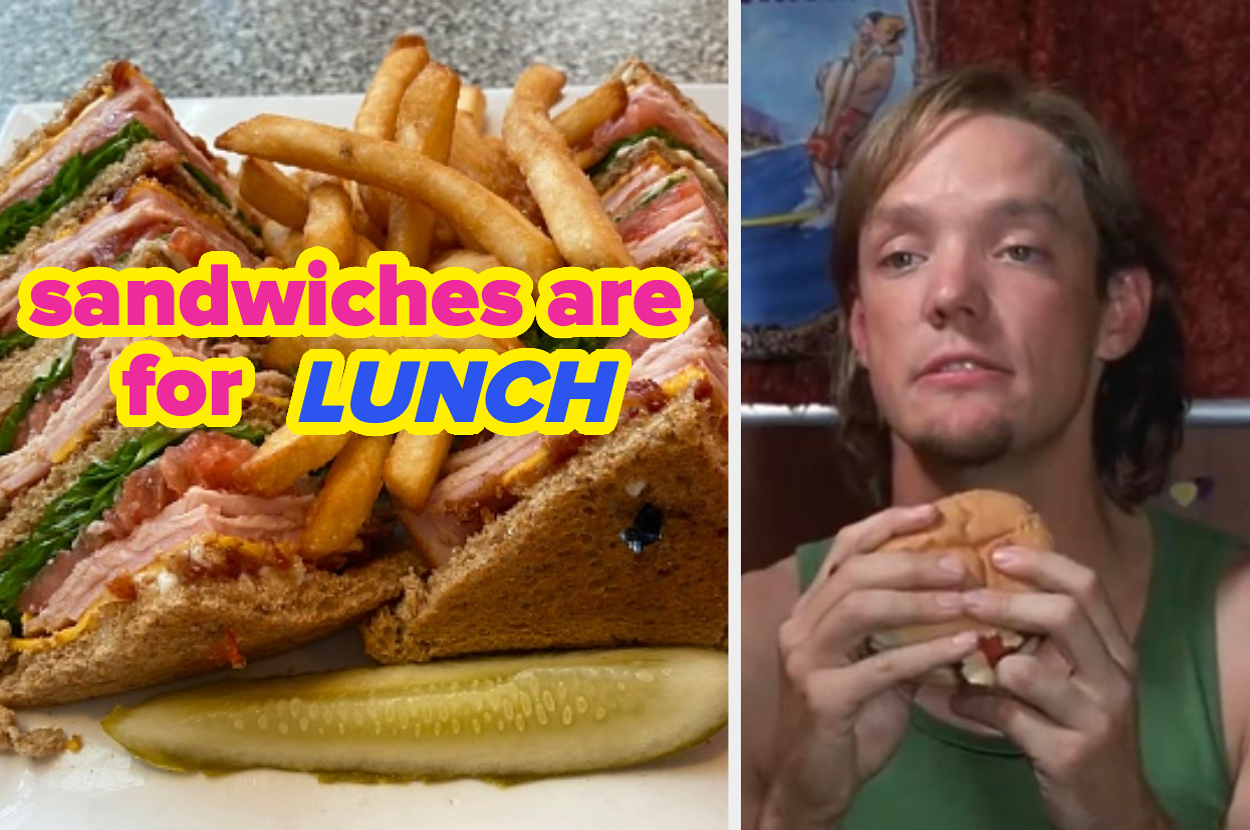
[290, 348, 632, 436]
[109, 342, 631, 435]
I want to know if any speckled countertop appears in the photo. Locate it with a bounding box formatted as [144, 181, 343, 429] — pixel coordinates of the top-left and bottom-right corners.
[0, 0, 727, 126]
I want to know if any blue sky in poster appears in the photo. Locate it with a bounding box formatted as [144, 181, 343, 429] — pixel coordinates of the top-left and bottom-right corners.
[742, 0, 916, 143]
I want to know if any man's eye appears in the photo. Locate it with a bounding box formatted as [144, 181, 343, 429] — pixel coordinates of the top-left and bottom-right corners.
[1003, 244, 1042, 263]
[882, 251, 918, 270]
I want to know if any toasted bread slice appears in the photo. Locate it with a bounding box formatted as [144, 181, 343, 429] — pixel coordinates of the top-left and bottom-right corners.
[363, 387, 728, 664]
[0, 546, 419, 707]
[0, 61, 120, 186]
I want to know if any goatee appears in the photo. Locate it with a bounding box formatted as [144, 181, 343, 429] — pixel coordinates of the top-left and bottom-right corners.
[910, 423, 1014, 467]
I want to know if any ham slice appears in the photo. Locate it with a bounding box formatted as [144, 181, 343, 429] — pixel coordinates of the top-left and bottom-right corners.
[588, 82, 728, 181]
[595, 141, 726, 275]
[24, 487, 311, 635]
[0, 181, 260, 332]
[615, 176, 726, 273]
[0, 62, 240, 216]
[18, 430, 263, 619]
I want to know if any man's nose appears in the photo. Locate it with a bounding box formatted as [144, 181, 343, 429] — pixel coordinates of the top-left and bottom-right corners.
[922, 243, 989, 328]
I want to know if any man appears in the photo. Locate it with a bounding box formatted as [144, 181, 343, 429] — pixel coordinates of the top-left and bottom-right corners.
[807, 12, 907, 207]
[744, 66, 1250, 829]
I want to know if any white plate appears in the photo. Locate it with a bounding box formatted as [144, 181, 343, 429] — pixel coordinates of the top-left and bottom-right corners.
[0, 85, 729, 830]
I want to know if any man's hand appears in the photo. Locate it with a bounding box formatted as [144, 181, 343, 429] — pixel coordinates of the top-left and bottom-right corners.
[760, 504, 980, 830]
[951, 547, 1173, 830]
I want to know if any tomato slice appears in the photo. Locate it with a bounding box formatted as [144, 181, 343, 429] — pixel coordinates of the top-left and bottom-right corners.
[978, 633, 1011, 666]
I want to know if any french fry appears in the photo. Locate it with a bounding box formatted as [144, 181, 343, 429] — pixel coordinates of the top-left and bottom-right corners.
[217, 115, 564, 278]
[351, 201, 386, 248]
[233, 426, 352, 497]
[356, 35, 431, 228]
[456, 85, 487, 131]
[573, 148, 603, 170]
[503, 65, 633, 269]
[383, 431, 453, 512]
[450, 113, 541, 225]
[239, 158, 309, 228]
[302, 434, 393, 559]
[304, 181, 357, 267]
[260, 334, 514, 372]
[432, 218, 462, 253]
[552, 79, 628, 148]
[354, 231, 379, 268]
[261, 220, 305, 267]
[387, 62, 460, 268]
[429, 248, 503, 271]
[261, 337, 315, 371]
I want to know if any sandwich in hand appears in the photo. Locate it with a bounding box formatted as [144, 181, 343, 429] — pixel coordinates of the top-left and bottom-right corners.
[865, 489, 1053, 686]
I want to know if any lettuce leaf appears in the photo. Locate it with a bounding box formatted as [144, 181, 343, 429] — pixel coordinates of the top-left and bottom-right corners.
[0, 119, 157, 256]
[684, 267, 728, 330]
[519, 328, 612, 353]
[182, 162, 260, 236]
[0, 330, 37, 362]
[588, 127, 704, 180]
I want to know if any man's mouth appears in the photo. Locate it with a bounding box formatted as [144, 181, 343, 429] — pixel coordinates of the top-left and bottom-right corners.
[919, 353, 1009, 378]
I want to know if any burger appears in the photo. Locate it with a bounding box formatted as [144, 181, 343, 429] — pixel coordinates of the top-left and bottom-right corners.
[866, 489, 1053, 686]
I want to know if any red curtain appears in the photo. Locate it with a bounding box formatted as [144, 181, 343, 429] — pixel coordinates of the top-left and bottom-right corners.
[937, 0, 1250, 397]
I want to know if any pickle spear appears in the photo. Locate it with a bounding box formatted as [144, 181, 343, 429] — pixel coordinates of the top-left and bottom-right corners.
[102, 648, 727, 780]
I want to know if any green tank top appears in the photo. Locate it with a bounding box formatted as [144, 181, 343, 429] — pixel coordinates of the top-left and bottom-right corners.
[794, 508, 1240, 829]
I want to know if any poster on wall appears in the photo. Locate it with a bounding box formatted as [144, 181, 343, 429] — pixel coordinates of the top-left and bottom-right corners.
[741, 0, 937, 404]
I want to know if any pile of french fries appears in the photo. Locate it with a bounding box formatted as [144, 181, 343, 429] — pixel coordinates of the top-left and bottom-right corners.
[221, 34, 634, 559]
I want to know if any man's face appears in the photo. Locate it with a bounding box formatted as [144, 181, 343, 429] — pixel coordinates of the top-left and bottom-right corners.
[850, 114, 1116, 467]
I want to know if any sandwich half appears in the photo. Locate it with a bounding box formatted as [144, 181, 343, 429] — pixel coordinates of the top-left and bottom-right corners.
[0, 388, 418, 708]
[580, 62, 728, 328]
[364, 313, 728, 663]
[0, 65, 418, 709]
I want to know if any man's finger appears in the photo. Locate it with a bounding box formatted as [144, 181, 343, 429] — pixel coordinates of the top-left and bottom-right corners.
[948, 686, 1067, 760]
[991, 653, 1101, 731]
[990, 547, 1135, 672]
[791, 589, 966, 668]
[796, 550, 971, 636]
[798, 504, 941, 615]
[807, 631, 980, 715]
